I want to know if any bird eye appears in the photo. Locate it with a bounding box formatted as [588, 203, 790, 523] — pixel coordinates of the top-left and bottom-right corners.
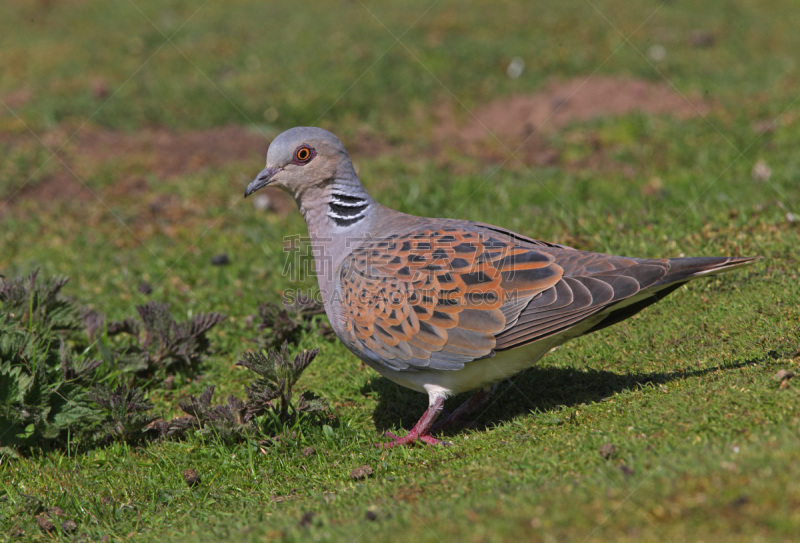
[293, 145, 315, 164]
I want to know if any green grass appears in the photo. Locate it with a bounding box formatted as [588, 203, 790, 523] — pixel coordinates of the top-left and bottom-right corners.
[2, 0, 800, 540]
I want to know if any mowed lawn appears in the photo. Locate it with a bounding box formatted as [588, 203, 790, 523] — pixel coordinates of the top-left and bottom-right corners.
[1, 1, 799, 541]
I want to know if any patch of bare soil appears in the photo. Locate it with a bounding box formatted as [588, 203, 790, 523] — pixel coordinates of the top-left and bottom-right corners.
[346, 126, 396, 159]
[73, 125, 265, 179]
[3, 124, 294, 217]
[434, 76, 711, 166]
[2, 88, 32, 109]
[16, 170, 97, 205]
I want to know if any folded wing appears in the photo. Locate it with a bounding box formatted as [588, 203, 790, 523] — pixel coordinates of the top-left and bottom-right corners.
[339, 224, 755, 371]
[339, 227, 561, 371]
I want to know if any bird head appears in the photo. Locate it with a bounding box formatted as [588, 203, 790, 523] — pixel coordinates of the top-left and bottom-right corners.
[245, 127, 354, 200]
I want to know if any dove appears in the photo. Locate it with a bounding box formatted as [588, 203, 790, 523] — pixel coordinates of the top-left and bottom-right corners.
[245, 126, 754, 447]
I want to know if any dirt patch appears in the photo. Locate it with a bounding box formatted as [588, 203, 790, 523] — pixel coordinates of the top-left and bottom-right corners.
[73, 124, 266, 179]
[2, 124, 295, 217]
[13, 169, 97, 205]
[434, 76, 711, 165]
[2, 88, 32, 109]
[346, 126, 396, 159]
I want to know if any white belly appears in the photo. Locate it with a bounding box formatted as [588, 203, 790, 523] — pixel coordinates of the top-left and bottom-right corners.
[373, 336, 563, 397]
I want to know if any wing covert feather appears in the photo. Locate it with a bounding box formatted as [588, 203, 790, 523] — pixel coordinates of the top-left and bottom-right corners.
[339, 228, 561, 371]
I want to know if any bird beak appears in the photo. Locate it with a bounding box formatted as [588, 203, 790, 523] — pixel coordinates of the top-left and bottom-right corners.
[245, 166, 281, 197]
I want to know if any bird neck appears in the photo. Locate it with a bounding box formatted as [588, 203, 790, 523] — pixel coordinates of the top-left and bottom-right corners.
[296, 176, 377, 304]
[325, 187, 372, 228]
[298, 176, 374, 234]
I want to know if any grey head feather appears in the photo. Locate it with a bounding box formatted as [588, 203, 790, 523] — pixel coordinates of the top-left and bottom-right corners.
[266, 126, 348, 167]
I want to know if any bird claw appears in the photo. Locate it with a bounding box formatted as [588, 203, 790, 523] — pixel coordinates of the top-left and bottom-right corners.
[377, 396, 449, 448]
[379, 431, 449, 448]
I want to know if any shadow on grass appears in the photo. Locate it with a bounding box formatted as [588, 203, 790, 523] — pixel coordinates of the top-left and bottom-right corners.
[361, 355, 772, 436]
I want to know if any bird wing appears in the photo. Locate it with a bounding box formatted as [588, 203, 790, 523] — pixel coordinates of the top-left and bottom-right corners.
[469, 222, 684, 349]
[493, 249, 756, 349]
[339, 223, 750, 372]
[494, 249, 671, 349]
[338, 227, 562, 371]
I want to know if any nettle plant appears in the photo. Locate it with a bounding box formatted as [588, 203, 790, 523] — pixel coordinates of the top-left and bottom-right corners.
[239, 342, 328, 421]
[0, 271, 103, 452]
[0, 270, 332, 455]
[103, 301, 226, 376]
[256, 295, 333, 350]
[149, 344, 329, 442]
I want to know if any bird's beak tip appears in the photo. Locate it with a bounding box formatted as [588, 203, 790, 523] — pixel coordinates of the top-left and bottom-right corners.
[245, 166, 279, 198]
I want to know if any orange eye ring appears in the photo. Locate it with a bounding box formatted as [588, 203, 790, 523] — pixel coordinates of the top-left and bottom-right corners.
[294, 145, 314, 164]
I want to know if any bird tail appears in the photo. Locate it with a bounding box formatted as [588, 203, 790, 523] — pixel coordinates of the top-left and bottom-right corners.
[659, 255, 758, 286]
[581, 255, 756, 336]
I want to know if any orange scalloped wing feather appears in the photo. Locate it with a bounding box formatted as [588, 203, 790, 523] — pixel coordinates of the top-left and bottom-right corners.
[339, 228, 562, 371]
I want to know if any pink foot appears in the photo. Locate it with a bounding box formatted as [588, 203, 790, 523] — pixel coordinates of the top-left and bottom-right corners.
[378, 395, 447, 448]
[380, 430, 447, 448]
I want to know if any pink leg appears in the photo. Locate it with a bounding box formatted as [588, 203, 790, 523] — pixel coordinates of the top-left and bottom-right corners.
[380, 395, 446, 448]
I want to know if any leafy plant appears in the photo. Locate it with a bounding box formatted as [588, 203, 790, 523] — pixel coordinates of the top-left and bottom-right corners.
[0, 272, 228, 454]
[256, 296, 331, 350]
[1, 270, 330, 454]
[108, 301, 226, 376]
[0, 272, 101, 453]
[0, 269, 78, 332]
[238, 342, 325, 420]
[150, 344, 330, 443]
[153, 386, 251, 442]
[88, 385, 156, 444]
